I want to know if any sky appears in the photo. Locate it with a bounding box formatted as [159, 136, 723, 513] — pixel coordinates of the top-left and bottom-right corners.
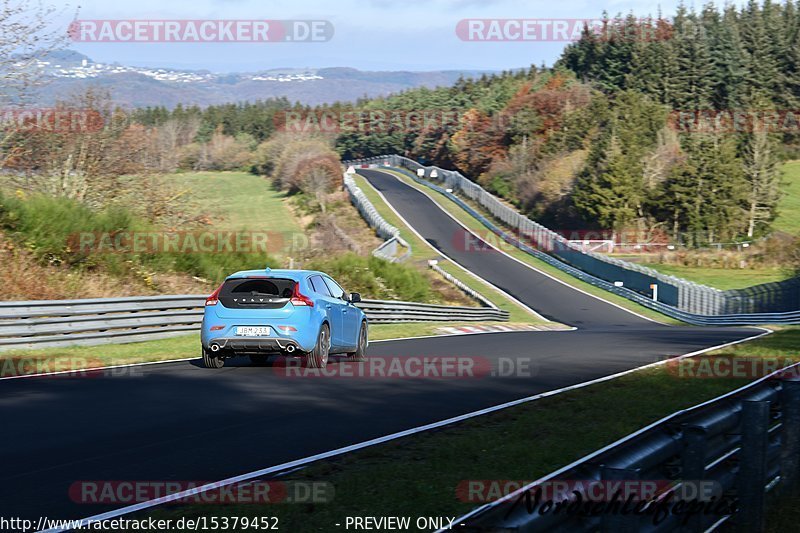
[52, 0, 727, 73]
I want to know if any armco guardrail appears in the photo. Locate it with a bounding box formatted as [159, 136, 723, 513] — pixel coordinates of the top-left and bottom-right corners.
[0, 295, 508, 351]
[429, 262, 497, 309]
[347, 157, 800, 325]
[343, 172, 411, 262]
[452, 363, 800, 532]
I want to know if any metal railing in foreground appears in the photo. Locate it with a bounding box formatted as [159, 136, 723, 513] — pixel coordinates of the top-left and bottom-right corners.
[0, 295, 508, 351]
[451, 363, 800, 532]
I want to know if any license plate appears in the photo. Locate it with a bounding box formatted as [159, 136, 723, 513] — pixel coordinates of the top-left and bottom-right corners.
[235, 326, 272, 337]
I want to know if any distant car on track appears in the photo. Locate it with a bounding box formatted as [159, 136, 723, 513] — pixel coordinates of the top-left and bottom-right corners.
[201, 268, 368, 369]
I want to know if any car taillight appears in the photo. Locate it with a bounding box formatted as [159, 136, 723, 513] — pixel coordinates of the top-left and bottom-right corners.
[290, 283, 314, 307]
[205, 283, 223, 306]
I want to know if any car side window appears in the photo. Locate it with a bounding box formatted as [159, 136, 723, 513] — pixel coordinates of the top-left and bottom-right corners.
[309, 276, 332, 297]
[323, 276, 345, 300]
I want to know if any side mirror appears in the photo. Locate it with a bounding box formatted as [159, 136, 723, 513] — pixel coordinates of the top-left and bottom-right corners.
[349, 292, 361, 303]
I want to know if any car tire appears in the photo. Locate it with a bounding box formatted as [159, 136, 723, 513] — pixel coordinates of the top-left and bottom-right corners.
[305, 323, 330, 368]
[345, 321, 368, 362]
[248, 354, 270, 366]
[202, 348, 224, 369]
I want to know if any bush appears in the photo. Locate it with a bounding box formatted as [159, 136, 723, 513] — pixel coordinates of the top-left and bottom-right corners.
[306, 253, 436, 302]
[0, 191, 139, 268]
[167, 250, 275, 285]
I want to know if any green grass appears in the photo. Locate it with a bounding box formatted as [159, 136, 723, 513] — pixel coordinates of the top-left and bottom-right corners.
[767, 488, 800, 532]
[381, 169, 683, 325]
[164, 172, 302, 237]
[136, 326, 792, 532]
[637, 263, 789, 290]
[774, 160, 800, 234]
[0, 334, 200, 373]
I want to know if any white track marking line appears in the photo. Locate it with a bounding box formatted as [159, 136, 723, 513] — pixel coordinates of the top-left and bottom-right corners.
[52, 327, 771, 532]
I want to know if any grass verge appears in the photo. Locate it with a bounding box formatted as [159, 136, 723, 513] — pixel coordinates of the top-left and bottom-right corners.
[135, 327, 792, 531]
[0, 321, 545, 375]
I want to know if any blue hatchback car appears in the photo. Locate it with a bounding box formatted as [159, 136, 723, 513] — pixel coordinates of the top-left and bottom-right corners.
[201, 268, 368, 368]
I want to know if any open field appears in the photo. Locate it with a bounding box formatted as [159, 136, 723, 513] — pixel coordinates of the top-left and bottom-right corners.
[162, 172, 302, 262]
[635, 262, 788, 290]
[774, 160, 800, 235]
[163, 172, 302, 236]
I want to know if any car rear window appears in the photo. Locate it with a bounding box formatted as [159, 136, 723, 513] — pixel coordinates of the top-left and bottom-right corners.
[218, 278, 295, 309]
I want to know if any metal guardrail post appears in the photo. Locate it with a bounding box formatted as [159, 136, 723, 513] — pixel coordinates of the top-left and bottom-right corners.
[681, 424, 709, 532]
[737, 400, 771, 533]
[601, 466, 641, 533]
[780, 379, 800, 491]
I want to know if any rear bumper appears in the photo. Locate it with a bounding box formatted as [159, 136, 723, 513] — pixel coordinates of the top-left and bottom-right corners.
[204, 336, 303, 355]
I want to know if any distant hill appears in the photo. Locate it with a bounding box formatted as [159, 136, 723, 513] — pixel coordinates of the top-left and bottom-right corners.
[27, 53, 492, 107]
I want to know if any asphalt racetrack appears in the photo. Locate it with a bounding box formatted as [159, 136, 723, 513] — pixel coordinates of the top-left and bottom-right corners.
[0, 168, 760, 522]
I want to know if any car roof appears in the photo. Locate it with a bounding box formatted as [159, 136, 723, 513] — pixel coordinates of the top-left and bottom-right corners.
[225, 269, 327, 281]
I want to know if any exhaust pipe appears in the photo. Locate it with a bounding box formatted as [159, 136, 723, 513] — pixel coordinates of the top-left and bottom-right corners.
[285, 344, 296, 354]
[210, 344, 220, 353]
